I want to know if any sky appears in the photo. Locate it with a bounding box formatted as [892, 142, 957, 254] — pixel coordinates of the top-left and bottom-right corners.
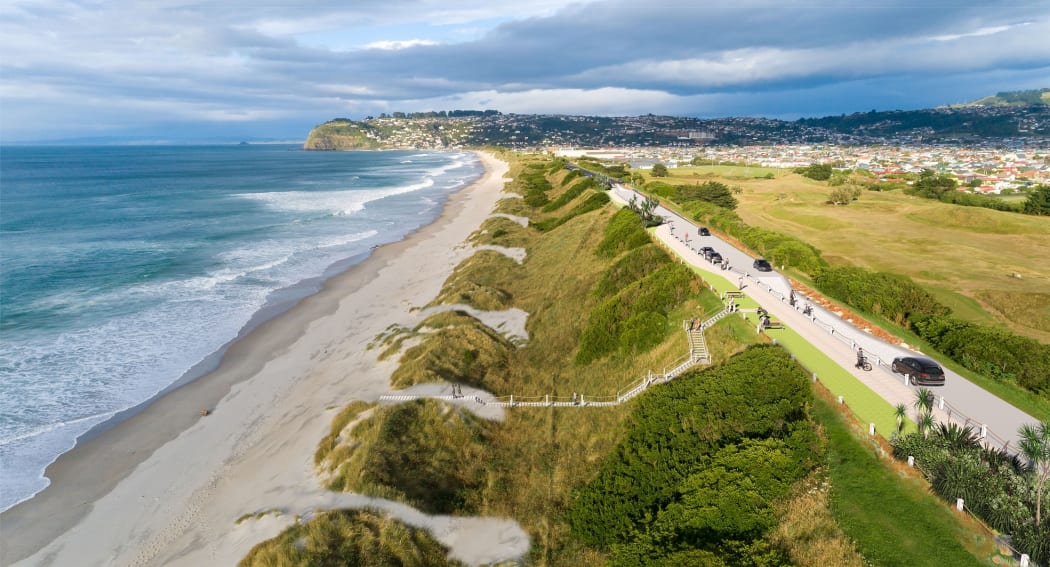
[2, 0, 1049, 142]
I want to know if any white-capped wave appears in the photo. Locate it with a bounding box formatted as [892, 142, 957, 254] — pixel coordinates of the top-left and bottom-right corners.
[240, 178, 435, 216]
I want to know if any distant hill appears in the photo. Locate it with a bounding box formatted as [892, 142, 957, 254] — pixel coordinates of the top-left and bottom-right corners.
[953, 88, 1050, 107]
[305, 90, 1050, 150]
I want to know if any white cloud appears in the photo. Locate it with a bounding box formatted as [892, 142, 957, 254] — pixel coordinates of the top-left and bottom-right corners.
[1, 0, 1048, 140]
[364, 39, 441, 50]
[930, 21, 1029, 42]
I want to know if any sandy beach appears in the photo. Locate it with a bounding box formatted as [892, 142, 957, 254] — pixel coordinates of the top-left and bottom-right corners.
[0, 152, 530, 566]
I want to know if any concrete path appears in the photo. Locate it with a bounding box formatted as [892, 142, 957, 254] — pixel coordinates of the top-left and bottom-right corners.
[611, 185, 1039, 450]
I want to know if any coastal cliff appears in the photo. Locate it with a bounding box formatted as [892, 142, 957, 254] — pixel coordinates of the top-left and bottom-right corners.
[303, 116, 476, 150]
[303, 119, 383, 150]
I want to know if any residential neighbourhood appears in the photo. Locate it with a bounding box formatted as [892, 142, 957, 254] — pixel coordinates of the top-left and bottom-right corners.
[557, 144, 1050, 194]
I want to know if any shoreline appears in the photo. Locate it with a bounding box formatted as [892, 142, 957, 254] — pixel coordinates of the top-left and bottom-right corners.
[1, 151, 517, 566]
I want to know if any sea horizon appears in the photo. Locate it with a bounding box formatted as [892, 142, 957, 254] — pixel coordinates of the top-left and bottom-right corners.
[0, 145, 483, 511]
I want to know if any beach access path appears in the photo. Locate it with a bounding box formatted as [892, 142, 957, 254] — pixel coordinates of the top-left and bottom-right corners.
[1, 153, 530, 567]
[610, 184, 1039, 449]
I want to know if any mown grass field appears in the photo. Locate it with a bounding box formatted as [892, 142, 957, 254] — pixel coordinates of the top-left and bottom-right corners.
[645, 166, 1050, 343]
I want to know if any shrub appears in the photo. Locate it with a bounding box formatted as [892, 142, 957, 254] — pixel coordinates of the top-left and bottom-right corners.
[534, 191, 609, 231]
[644, 181, 677, 199]
[890, 426, 1039, 558]
[519, 168, 553, 208]
[591, 245, 672, 299]
[909, 314, 1050, 394]
[796, 163, 832, 181]
[575, 262, 697, 364]
[543, 177, 597, 212]
[561, 168, 582, 186]
[675, 181, 738, 210]
[568, 346, 816, 556]
[597, 208, 652, 258]
[813, 266, 950, 324]
[691, 203, 826, 274]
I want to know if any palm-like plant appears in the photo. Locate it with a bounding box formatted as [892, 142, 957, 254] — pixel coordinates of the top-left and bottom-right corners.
[936, 422, 981, 451]
[913, 387, 934, 417]
[894, 403, 908, 434]
[918, 413, 936, 439]
[1018, 421, 1050, 527]
[913, 388, 936, 438]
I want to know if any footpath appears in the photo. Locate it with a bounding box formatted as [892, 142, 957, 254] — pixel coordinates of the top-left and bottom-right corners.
[611, 185, 1038, 449]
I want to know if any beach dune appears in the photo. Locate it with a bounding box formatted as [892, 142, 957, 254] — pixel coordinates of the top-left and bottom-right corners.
[0, 152, 528, 566]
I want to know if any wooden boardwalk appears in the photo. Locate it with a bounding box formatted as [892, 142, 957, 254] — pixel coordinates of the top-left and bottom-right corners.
[378, 307, 729, 409]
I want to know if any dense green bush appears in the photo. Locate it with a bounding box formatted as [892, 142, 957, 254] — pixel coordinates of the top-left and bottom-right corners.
[814, 265, 1050, 396]
[691, 202, 827, 273]
[796, 163, 833, 181]
[910, 314, 1050, 393]
[576, 262, 697, 364]
[644, 180, 677, 199]
[940, 190, 1021, 212]
[591, 245, 672, 299]
[675, 181, 738, 210]
[534, 191, 609, 231]
[544, 178, 597, 212]
[1024, 185, 1050, 215]
[813, 266, 950, 325]
[905, 169, 1022, 213]
[891, 426, 1046, 563]
[560, 168, 582, 186]
[568, 346, 817, 561]
[596, 208, 653, 258]
[519, 168, 552, 208]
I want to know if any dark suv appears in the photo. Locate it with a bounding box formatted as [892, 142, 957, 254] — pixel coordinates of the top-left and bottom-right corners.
[753, 259, 772, 272]
[891, 356, 946, 385]
[700, 246, 715, 258]
[709, 252, 723, 264]
[699, 227, 711, 236]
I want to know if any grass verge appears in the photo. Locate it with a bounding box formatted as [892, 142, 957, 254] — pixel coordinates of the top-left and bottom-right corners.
[813, 396, 992, 567]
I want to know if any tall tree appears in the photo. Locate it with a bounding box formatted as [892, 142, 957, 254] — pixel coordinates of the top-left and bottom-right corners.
[1023, 185, 1050, 216]
[651, 163, 668, 177]
[1018, 421, 1050, 527]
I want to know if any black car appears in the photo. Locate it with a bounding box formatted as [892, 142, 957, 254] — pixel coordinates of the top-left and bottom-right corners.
[753, 259, 772, 272]
[891, 356, 946, 385]
[700, 246, 714, 258]
[709, 252, 723, 264]
[699, 227, 711, 236]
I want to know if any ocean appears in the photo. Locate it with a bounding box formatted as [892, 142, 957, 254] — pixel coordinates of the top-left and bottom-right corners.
[0, 145, 483, 512]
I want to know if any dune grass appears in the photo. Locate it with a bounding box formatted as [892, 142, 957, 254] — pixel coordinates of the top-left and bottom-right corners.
[427, 250, 518, 311]
[318, 399, 495, 515]
[238, 509, 460, 567]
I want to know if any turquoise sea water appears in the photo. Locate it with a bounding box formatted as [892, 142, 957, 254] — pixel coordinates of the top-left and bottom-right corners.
[0, 145, 482, 511]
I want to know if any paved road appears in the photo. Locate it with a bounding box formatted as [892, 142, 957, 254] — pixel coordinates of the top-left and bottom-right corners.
[611, 185, 1039, 450]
